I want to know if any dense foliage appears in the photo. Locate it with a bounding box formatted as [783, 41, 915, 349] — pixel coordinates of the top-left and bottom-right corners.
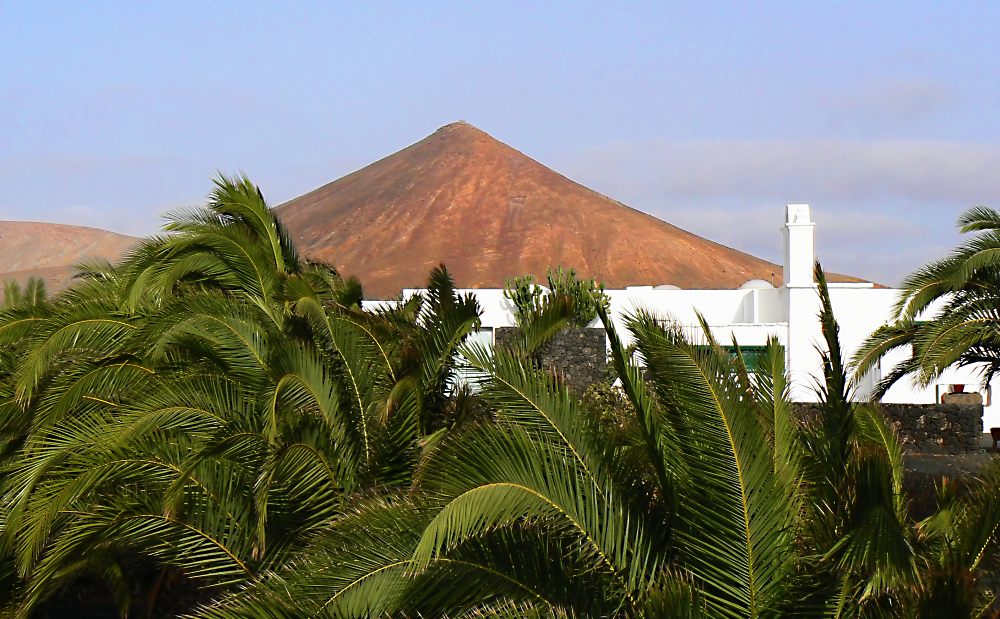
[2, 278, 46, 311]
[503, 266, 609, 329]
[0, 177, 998, 617]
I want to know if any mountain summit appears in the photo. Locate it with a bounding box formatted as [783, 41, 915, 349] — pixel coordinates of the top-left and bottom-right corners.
[277, 122, 866, 298]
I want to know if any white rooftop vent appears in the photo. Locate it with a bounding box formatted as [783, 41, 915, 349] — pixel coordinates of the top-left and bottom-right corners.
[739, 279, 774, 290]
[653, 284, 682, 290]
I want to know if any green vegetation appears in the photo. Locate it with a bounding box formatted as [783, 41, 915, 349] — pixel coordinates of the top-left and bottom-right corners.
[0, 178, 998, 617]
[2, 277, 46, 310]
[0, 175, 481, 616]
[854, 206, 1000, 395]
[503, 266, 609, 328]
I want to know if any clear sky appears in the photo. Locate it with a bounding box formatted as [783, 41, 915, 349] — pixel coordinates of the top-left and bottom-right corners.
[3, 1, 999, 286]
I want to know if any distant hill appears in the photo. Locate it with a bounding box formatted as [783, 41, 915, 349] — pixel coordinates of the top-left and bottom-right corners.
[277, 122, 870, 298]
[0, 221, 138, 290]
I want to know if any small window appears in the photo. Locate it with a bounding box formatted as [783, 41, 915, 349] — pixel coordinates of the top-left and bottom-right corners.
[694, 345, 772, 373]
[723, 345, 769, 373]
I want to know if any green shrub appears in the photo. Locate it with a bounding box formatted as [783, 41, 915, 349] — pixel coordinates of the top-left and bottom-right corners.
[581, 381, 633, 435]
[503, 266, 609, 328]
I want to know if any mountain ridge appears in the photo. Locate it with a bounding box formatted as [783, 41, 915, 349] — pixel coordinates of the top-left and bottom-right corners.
[277, 121, 868, 298]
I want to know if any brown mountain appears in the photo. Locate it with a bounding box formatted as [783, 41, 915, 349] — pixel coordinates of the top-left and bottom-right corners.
[277, 122, 868, 298]
[0, 221, 138, 290]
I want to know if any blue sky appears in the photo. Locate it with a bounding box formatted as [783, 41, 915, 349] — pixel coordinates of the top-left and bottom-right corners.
[2, 1, 999, 286]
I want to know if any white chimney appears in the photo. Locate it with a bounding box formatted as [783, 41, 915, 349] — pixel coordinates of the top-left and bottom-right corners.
[782, 204, 815, 288]
[783, 204, 821, 401]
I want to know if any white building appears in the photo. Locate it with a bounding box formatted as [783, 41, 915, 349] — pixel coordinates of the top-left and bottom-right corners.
[383, 205, 998, 430]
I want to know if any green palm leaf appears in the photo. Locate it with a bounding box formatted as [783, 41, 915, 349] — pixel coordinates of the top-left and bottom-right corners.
[626, 311, 799, 618]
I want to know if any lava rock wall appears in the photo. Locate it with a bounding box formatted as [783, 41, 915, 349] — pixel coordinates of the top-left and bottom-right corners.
[796, 402, 983, 454]
[495, 327, 607, 394]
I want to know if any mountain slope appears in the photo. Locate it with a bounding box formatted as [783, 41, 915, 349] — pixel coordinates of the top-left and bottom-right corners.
[0, 221, 138, 289]
[277, 122, 867, 298]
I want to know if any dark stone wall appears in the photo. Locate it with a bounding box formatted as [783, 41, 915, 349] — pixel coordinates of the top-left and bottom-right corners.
[487, 328, 984, 453]
[794, 403, 983, 454]
[495, 327, 607, 394]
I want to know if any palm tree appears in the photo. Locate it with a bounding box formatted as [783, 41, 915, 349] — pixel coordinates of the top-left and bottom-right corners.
[197, 265, 1000, 618]
[3, 175, 998, 616]
[0, 175, 480, 616]
[358, 264, 482, 433]
[854, 206, 1000, 395]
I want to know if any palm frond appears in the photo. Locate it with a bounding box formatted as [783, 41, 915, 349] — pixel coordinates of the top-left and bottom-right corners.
[626, 309, 799, 618]
[412, 422, 651, 613]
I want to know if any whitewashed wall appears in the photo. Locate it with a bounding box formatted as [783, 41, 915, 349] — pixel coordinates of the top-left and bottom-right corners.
[373, 205, 999, 431]
[395, 284, 997, 430]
